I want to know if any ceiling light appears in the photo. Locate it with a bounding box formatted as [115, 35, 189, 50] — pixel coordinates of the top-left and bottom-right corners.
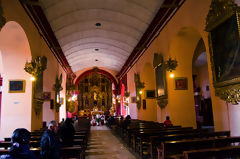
[95, 22, 101, 26]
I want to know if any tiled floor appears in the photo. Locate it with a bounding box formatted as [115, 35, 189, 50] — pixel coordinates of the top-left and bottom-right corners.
[85, 126, 136, 159]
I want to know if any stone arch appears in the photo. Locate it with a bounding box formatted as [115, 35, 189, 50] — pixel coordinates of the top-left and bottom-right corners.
[0, 21, 32, 139]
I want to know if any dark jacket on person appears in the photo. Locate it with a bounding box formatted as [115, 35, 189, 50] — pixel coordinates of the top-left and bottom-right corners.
[0, 144, 37, 159]
[40, 129, 61, 159]
[58, 120, 75, 147]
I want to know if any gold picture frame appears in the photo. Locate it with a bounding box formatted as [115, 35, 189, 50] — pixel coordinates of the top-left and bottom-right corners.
[9, 80, 25, 93]
[174, 77, 188, 90]
[206, 0, 240, 104]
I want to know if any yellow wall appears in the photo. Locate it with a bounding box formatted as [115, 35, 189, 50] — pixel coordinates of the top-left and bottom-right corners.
[126, 0, 232, 130]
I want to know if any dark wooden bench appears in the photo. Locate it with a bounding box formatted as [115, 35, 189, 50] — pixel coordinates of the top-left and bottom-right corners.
[150, 131, 230, 159]
[157, 136, 240, 159]
[183, 145, 240, 159]
[0, 146, 84, 159]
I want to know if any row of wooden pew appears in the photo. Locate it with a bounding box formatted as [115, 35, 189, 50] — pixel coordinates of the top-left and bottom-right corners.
[0, 119, 91, 159]
[109, 118, 240, 159]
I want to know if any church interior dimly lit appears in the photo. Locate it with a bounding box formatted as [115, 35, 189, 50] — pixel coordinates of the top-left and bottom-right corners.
[1, 0, 240, 158]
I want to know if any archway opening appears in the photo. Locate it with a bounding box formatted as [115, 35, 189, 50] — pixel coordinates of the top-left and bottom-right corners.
[192, 38, 214, 129]
[0, 21, 32, 139]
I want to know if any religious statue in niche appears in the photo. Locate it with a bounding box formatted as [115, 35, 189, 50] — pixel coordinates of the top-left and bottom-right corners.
[93, 91, 97, 101]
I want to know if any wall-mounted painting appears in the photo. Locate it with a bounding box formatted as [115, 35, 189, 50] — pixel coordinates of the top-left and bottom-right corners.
[205, 0, 240, 104]
[174, 77, 188, 90]
[9, 80, 25, 93]
[210, 13, 240, 85]
[60, 97, 64, 104]
[43, 92, 51, 100]
[131, 97, 136, 103]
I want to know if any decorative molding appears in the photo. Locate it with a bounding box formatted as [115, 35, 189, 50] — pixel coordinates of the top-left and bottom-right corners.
[157, 98, 168, 109]
[19, 0, 75, 78]
[53, 74, 63, 112]
[215, 84, 240, 105]
[117, 0, 185, 79]
[0, 0, 6, 30]
[205, 0, 239, 31]
[134, 73, 145, 109]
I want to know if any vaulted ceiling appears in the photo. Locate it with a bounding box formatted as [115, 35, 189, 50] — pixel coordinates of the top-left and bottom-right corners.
[39, 0, 163, 72]
[20, 0, 185, 77]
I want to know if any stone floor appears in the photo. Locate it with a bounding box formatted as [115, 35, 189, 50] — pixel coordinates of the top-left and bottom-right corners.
[85, 125, 137, 159]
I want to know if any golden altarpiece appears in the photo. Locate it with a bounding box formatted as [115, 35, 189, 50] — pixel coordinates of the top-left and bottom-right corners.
[77, 73, 112, 114]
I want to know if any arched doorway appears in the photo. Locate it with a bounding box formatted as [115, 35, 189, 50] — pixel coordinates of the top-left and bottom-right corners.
[192, 38, 214, 129]
[0, 21, 32, 139]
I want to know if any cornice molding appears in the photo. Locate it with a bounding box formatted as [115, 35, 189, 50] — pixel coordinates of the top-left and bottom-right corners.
[117, 0, 185, 79]
[19, 0, 75, 78]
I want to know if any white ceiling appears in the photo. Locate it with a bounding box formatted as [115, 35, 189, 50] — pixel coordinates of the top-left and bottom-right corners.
[39, 0, 164, 72]
[194, 52, 207, 67]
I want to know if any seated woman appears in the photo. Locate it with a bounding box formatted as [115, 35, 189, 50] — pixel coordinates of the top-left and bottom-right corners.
[163, 116, 173, 127]
[0, 128, 37, 159]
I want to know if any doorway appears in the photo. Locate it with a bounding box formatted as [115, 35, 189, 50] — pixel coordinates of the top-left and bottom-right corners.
[192, 39, 214, 129]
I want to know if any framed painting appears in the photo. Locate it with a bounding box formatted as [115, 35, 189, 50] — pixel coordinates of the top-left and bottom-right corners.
[43, 92, 51, 100]
[175, 77, 188, 90]
[60, 97, 64, 104]
[131, 97, 136, 103]
[153, 53, 168, 108]
[9, 80, 25, 93]
[209, 13, 240, 85]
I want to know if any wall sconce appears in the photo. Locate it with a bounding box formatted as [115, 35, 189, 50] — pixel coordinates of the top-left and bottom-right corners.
[164, 57, 178, 78]
[165, 57, 178, 72]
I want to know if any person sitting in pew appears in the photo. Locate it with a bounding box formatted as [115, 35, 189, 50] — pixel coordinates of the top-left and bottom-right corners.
[0, 128, 37, 159]
[58, 118, 75, 147]
[163, 116, 173, 127]
[40, 120, 61, 159]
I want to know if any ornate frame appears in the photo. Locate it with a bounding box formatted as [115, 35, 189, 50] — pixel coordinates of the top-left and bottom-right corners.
[8, 80, 25, 93]
[206, 0, 240, 104]
[153, 53, 168, 108]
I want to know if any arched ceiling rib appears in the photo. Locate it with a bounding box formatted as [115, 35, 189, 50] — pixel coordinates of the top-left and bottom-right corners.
[39, 0, 164, 72]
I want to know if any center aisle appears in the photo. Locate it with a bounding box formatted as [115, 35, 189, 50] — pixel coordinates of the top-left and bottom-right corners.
[85, 125, 136, 159]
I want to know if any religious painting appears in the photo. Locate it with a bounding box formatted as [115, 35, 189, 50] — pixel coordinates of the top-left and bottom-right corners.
[155, 63, 167, 98]
[60, 97, 64, 104]
[153, 53, 168, 108]
[209, 13, 240, 85]
[9, 80, 25, 93]
[174, 77, 188, 90]
[43, 92, 51, 100]
[131, 97, 136, 103]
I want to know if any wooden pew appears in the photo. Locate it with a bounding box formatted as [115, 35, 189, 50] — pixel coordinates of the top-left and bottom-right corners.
[157, 136, 240, 159]
[183, 145, 240, 159]
[0, 146, 84, 159]
[150, 131, 230, 159]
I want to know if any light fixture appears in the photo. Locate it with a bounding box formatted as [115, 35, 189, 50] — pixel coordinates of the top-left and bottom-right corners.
[170, 73, 175, 78]
[95, 48, 99, 51]
[139, 90, 143, 95]
[30, 76, 36, 81]
[95, 59, 98, 62]
[165, 57, 178, 72]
